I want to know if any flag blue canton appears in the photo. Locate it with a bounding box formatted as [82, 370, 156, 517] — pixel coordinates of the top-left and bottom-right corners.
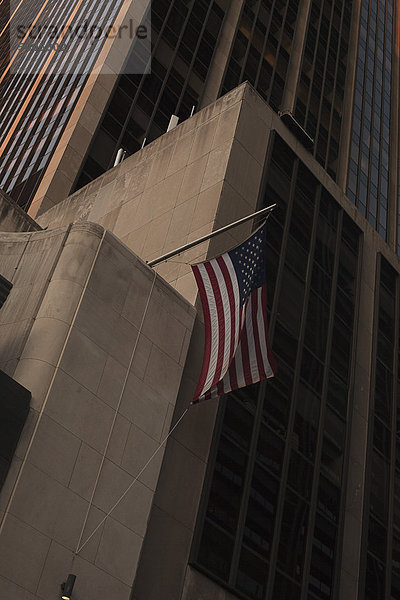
[228, 224, 267, 306]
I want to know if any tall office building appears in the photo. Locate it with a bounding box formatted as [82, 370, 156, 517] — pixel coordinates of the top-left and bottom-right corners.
[0, 0, 397, 237]
[1, 2, 400, 600]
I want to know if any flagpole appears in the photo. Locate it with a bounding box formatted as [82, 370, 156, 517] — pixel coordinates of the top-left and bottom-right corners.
[147, 203, 276, 267]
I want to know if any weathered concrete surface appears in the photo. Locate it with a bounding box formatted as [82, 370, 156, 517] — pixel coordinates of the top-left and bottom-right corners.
[0, 223, 195, 600]
[0, 191, 41, 233]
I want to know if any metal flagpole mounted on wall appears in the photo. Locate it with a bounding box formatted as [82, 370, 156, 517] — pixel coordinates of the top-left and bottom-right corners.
[147, 203, 277, 268]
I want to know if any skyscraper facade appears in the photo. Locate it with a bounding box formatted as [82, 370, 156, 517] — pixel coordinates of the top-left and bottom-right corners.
[0, 0, 397, 238]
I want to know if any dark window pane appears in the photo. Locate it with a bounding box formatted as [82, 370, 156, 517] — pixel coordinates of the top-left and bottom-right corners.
[301, 348, 324, 393]
[311, 262, 333, 303]
[314, 219, 336, 276]
[373, 417, 391, 458]
[309, 515, 337, 599]
[304, 291, 330, 359]
[222, 396, 255, 451]
[317, 476, 340, 523]
[206, 437, 247, 533]
[278, 268, 304, 337]
[262, 363, 293, 437]
[378, 285, 395, 344]
[321, 408, 346, 483]
[236, 547, 268, 599]
[365, 553, 385, 600]
[394, 475, 400, 531]
[285, 235, 309, 281]
[335, 286, 354, 327]
[277, 491, 309, 581]
[243, 465, 278, 556]
[272, 572, 301, 600]
[330, 318, 352, 381]
[392, 536, 400, 599]
[293, 382, 320, 460]
[274, 321, 299, 367]
[370, 451, 389, 522]
[257, 426, 284, 476]
[288, 451, 314, 500]
[197, 521, 234, 581]
[368, 516, 387, 562]
[374, 360, 392, 425]
[290, 183, 315, 252]
[326, 371, 348, 418]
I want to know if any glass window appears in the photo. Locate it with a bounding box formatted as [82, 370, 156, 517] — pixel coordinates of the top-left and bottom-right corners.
[392, 536, 400, 599]
[222, 397, 255, 451]
[277, 490, 309, 581]
[369, 451, 389, 522]
[365, 553, 385, 600]
[288, 451, 314, 499]
[317, 476, 340, 523]
[197, 521, 234, 581]
[278, 268, 305, 337]
[309, 514, 337, 599]
[272, 572, 301, 599]
[236, 547, 268, 600]
[293, 382, 320, 460]
[321, 407, 346, 482]
[206, 437, 247, 534]
[242, 465, 279, 556]
[257, 427, 285, 476]
[368, 516, 387, 562]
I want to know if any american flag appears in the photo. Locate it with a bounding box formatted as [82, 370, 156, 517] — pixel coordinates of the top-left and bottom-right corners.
[192, 223, 276, 402]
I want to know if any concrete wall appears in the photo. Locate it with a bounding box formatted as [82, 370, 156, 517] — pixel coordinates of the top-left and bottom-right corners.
[0, 191, 41, 233]
[0, 223, 195, 600]
[37, 83, 273, 304]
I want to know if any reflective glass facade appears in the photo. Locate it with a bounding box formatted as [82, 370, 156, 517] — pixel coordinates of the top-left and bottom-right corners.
[220, 0, 300, 111]
[294, 0, 353, 179]
[361, 257, 399, 600]
[0, 0, 127, 209]
[347, 0, 394, 240]
[192, 134, 362, 600]
[74, 0, 228, 189]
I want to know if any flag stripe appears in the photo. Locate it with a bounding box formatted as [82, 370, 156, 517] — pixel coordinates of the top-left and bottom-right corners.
[222, 254, 242, 353]
[216, 255, 238, 369]
[192, 264, 213, 399]
[211, 259, 235, 382]
[204, 261, 226, 389]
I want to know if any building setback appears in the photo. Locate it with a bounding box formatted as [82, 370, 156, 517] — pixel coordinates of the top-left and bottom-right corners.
[0, 2, 400, 600]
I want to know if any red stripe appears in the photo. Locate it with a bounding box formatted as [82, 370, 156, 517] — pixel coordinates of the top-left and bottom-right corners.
[251, 288, 266, 380]
[216, 256, 237, 367]
[239, 301, 253, 387]
[192, 265, 213, 400]
[262, 284, 277, 375]
[204, 261, 226, 388]
[228, 305, 242, 391]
